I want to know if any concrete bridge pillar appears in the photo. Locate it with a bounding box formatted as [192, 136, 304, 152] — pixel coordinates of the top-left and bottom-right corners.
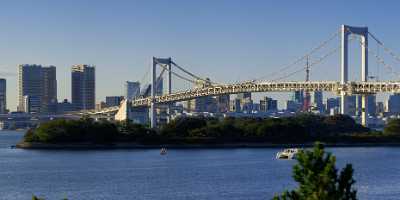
[340, 25, 369, 126]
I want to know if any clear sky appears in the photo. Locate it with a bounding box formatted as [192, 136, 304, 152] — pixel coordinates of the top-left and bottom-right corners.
[1, 0, 400, 110]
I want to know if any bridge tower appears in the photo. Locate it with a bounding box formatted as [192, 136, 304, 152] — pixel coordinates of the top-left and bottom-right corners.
[340, 25, 369, 126]
[151, 57, 172, 128]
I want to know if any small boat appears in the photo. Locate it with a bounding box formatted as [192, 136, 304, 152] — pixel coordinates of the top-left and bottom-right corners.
[276, 148, 300, 159]
[160, 148, 167, 155]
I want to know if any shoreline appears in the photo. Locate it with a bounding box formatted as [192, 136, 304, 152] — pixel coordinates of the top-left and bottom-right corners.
[15, 141, 400, 150]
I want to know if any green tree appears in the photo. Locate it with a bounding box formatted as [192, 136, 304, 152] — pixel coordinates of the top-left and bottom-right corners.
[273, 142, 357, 200]
[383, 118, 400, 135]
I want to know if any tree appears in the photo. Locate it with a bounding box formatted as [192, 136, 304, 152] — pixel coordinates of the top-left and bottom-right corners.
[273, 142, 357, 200]
[383, 118, 400, 135]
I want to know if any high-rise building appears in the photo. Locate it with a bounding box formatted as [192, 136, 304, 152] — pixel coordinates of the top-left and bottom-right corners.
[376, 102, 384, 114]
[71, 64, 95, 110]
[229, 99, 241, 113]
[294, 90, 304, 104]
[286, 100, 302, 112]
[367, 95, 376, 116]
[237, 92, 251, 100]
[105, 96, 124, 107]
[387, 93, 400, 114]
[326, 97, 340, 114]
[125, 81, 140, 100]
[215, 95, 230, 113]
[312, 91, 324, 112]
[42, 66, 57, 113]
[0, 79, 6, 113]
[17, 64, 58, 113]
[260, 96, 278, 112]
[18, 64, 43, 113]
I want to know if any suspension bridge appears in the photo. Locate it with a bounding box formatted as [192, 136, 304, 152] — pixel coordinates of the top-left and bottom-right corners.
[76, 25, 400, 128]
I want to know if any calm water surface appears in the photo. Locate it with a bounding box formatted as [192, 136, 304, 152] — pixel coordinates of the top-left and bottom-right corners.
[0, 131, 399, 200]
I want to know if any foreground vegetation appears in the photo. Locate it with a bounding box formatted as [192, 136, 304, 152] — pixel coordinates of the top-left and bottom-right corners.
[21, 114, 400, 145]
[274, 142, 357, 200]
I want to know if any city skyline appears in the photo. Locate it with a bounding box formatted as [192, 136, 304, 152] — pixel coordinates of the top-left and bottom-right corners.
[1, 1, 400, 110]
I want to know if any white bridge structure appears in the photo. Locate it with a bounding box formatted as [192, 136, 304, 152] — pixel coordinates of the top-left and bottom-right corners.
[76, 25, 400, 128]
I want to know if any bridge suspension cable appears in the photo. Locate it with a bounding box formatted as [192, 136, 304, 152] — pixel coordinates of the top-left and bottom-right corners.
[156, 62, 197, 84]
[272, 36, 355, 82]
[369, 32, 400, 64]
[256, 28, 340, 81]
[351, 31, 400, 79]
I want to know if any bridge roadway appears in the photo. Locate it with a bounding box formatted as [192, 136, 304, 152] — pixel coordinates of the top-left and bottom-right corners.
[81, 81, 400, 115]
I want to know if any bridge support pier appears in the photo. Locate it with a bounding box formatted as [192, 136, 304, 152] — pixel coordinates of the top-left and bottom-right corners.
[340, 24, 369, 127]
[150, 57, 173, 129]
[151, 57, 157, 129]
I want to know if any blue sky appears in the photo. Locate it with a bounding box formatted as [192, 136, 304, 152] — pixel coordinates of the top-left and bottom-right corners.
[1, 0, 400, 110]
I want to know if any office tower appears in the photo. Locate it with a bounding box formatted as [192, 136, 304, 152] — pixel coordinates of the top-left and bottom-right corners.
[106, 96, 124, 107]
[387, 93, 400, 114]
[95, 101, 107, 110]
[294, 90, 304, 104]
[185, 96, 217, 113]
[57, 99, 75, 114]
[312, 91, 324, 112]
[18, 64, 43, 113]
[286, 100, 302, 112]
[344, 95, 364, 116]
[71, 64, 95, 110]
[326, 97, 340, 114]
[215, 95, 230, 113]
[260, 96, 278, 112]
[237, 93, 252, 113]
[376, 102, 384, 114]
[367, 95, 376, 116]
[237, 92, 251, 100]
[42, 66, 57, 113]
[0, 79, 6, 113]
[125, 81, 140, 100]
[229, 99, 242, 113]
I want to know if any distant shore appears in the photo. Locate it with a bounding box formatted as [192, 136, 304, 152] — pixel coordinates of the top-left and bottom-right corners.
[15, 141, 400, 150]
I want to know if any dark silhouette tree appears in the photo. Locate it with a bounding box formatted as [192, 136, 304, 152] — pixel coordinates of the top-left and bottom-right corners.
[273, 142, 357, 200]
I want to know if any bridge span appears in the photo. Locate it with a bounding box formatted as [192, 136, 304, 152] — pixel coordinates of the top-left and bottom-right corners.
[76, 24, 400, 128]
[82, 80, 400, 115]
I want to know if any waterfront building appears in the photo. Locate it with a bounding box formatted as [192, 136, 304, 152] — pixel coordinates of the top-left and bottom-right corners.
[17, 64, 58, 114]
[105, 96, 124, 107]
[367, 95, 377, 116]
[215, 95, 230, 113]
[125, 81, 140, 100]
[42, 66, 57, 114]
[286, 100, 302, 112]
[376, 101, 384, 115]
[294, 90, 304, 104]
[311, 91, 324, 113]
[260, 96, 278, 112]
[18, 64, 43, 113]
[95, 101, 107, 110]
[57, 99, 76, 113]
[0, 79, 6, 113]
[326, 97, 340, 114]
[229, 99, 241, 113]
[71, 64, 95, 110]
[387, 93, 400, 114]
[237, 93, 252, 113]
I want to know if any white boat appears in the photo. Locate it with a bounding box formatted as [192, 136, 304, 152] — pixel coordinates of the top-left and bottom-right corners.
[276, 148, 300, 159]
[160, 148, 167, 155]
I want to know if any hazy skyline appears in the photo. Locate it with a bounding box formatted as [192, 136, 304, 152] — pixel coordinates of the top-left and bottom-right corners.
[1, 1, 400, 110]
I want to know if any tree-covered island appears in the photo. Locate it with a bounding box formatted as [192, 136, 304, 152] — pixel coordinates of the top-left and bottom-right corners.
[17, 114, 400, 149]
